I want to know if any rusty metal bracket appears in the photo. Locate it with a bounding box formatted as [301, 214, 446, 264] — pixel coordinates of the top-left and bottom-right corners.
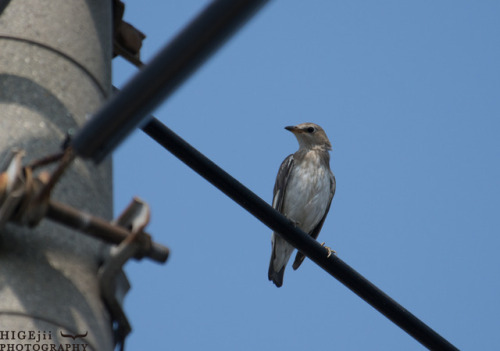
[0, 149, 169, 350]
[98, 199, 152, 350]
[112, 0, 146, 67]
[0, 150, 50, 228]
[0, 150, 26, 227]
[46, 200, 168, 263]
[0, 149, 169, 263]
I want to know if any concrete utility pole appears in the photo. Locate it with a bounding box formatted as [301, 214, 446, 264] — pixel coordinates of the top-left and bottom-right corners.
[0, 1, 114, 350]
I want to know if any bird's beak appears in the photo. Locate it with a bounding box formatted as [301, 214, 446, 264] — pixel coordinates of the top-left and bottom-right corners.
[285, 125, 302, 133]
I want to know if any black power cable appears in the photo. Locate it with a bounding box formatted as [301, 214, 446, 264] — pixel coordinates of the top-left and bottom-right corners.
[141, 117, 459, 351]
[71, 0, 269, 163]
[68, 0, 459, 348]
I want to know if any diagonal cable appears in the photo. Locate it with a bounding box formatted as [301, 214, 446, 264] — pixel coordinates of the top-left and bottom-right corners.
[141, 117, 459, 351]
[71, 0, 269, 163]
[68, 0, 459, 348]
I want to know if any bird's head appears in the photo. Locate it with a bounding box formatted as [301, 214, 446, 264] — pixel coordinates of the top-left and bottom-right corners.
[285, 123, 332, 151]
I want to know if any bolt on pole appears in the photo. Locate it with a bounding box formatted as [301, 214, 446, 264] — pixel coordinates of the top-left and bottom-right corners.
[0, 1, 114, 350]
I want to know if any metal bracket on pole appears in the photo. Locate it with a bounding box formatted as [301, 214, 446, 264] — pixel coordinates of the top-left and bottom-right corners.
[112, 0, 146, 67]
[0, 149, 168, 349]
[0, 150, 50, 228]
[99, 198, 152, 350]
[0, 149, 169, 263]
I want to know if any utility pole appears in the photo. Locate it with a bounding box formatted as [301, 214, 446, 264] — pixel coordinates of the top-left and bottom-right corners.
[0, 1, 114, 350]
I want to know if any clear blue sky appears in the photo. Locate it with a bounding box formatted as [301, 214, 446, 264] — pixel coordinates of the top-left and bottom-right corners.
[112, 1, 500, 350]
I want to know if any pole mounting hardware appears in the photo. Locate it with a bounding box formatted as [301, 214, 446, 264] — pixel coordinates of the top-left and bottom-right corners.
[0, 149, 169, 263]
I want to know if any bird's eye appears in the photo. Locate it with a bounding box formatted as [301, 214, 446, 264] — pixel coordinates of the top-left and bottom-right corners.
[306, 127, 315, 133]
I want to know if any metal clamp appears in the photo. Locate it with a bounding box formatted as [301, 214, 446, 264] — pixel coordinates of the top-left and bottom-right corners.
[0, 149, 169, 263]
[112, 0, 146, 67]
[0, 149, 169, 350]
[99, 199, 153, 350]
[0, 150, 50, 228]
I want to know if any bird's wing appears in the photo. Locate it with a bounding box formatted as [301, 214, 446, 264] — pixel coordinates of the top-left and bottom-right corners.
[268, 154, 294, 287]
[292, 171, 336, 270]
[272, 154, 294, 213]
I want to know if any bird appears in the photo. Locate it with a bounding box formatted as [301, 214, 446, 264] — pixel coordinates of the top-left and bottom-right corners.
[268, 123, 336, 287]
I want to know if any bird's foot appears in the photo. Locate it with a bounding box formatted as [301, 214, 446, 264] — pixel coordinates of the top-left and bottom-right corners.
[290, 219, 301, 227]
[321, 242, 336, 258]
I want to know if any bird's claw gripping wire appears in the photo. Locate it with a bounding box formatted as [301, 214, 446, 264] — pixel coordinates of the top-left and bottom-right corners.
[321, 242, 336, 258]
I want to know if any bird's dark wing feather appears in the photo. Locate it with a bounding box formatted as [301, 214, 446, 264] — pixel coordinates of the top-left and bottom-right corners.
[292, 172, 336, 270]
[268, 154, 294, 287]
[272, 154, 294, 213]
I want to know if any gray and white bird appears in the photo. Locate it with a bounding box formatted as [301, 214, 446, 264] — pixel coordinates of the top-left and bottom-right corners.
[268, 123, 336, 287]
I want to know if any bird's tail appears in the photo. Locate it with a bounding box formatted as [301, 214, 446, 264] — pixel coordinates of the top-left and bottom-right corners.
[268, 252, 285, 288]
[268, 233, 293, 287]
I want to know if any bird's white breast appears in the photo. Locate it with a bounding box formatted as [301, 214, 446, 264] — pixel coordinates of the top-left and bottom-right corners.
[283, 152, 331, 234]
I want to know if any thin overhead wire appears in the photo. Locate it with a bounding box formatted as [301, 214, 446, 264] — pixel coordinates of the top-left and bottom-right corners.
[71, 0, 269, 163]
[141, 118, 459, 351]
